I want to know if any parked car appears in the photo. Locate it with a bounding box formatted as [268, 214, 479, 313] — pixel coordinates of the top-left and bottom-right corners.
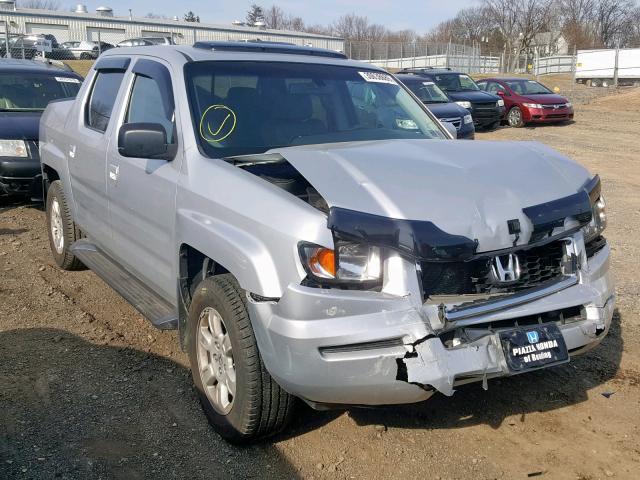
[0, 35, 38, 59]
[0, 59, 82, 199]
[40, 42, 613, 443]
[397, 74, 475, 139]
[117, 36, 175, 47]
[22, 33, 60, 49]
[60, 41, 81, 49]
[397, 67, 504, 130]
[65, 41, 114, 60]
[477, 77, 574, 128]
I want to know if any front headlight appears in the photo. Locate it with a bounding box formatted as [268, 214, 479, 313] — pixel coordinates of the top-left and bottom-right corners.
[455, 101, 472, 109]
[0, 139, 28, 157]
[299, 242, 382, 283]
[523, 103, 543, 109]
[583, 196, 607, 242]
[463, 114, 473, 124]
[565, 102, 573, 108]
[497, 99, 505, 107]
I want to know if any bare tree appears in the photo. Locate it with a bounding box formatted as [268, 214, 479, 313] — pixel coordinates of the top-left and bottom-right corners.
[18, 0, 60, 9]
[264, 5, 306, 31]
[264, 5, 286, 29]
[594, 0, 634, 46]
[623, 5, 640, 45]
[332, 13, 386, 41]
[484, 0, 556, 69]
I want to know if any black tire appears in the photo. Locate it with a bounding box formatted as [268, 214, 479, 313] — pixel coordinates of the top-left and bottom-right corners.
[187, 274, 294, 443]
[45, 180, 84, 270]
[507, 106, 525, 128]
[485, 120, 500, 131]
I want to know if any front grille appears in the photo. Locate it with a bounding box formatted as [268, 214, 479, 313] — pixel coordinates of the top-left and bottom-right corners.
[471, 102, 500, 122]
[440, 117, 462, 130]
[420, 241, 565, 298]
[542, 103, 567, 109]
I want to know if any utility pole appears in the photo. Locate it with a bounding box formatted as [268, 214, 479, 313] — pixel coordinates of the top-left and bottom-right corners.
[613, 44, 620, 88]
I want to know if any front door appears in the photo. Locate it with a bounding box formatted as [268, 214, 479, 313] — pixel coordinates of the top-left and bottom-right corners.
[106, 58, 181, 301]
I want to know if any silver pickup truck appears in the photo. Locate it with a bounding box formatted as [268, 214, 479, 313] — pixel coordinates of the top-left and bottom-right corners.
[39, 42, 614, 443]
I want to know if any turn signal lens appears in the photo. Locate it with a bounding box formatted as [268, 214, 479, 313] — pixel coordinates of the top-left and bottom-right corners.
[308, 247, 336, 278]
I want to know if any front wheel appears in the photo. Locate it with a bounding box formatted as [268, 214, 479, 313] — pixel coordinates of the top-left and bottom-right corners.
[507, 106, 525, 128]
[187, 274, 294, 443]
[45, 180, 84, 270]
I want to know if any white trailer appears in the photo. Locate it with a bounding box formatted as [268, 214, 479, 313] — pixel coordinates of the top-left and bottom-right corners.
[576, 48, 640, 87]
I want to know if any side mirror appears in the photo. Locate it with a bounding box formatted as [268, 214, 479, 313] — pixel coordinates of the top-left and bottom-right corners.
[496, 90, 506, 96]
[442, 121, 458, 139]
[118, 123, 173, 160]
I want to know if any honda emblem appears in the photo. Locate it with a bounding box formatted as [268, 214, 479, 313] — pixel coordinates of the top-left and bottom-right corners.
[491, 254, 521, 283]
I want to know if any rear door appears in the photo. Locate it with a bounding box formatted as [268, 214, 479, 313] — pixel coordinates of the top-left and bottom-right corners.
[105, 58, 181, 301]
[67, 57, 129, 245]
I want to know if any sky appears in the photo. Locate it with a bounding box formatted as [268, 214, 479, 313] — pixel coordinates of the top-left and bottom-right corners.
[59, 0, 479, 34]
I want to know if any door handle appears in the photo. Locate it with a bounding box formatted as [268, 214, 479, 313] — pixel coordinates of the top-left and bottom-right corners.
[109, 164, 119, 182]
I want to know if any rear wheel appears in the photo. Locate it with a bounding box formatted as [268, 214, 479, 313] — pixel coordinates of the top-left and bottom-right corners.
[507, 106, 525, 128]
[187, 274, 294, 443]
[45, 180, 84, 270]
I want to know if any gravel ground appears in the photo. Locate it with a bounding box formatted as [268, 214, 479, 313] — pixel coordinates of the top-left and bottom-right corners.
[1, 87, 639, 480]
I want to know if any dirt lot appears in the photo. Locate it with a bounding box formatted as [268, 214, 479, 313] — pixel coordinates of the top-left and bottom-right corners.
[1, 87, 639, 480]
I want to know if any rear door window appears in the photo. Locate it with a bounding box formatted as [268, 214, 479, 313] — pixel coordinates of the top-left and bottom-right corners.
[86, 71, 125, 132]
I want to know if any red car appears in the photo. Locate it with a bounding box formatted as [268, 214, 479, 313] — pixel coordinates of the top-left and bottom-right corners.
[476, 77, 574, 128]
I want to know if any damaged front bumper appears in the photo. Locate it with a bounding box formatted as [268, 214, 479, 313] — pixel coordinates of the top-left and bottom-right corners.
[247, 240, 615, 407]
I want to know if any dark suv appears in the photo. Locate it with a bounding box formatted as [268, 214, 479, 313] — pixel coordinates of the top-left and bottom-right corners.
[397, 68, 504, 130]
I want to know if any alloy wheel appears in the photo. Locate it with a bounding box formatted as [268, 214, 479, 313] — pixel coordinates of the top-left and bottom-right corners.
[196, 306, 236, 414]
[50, 197, 64, 254]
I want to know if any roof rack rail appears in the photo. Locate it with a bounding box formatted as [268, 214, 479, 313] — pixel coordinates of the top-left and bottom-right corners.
[397, 67, 452, 74]
[192, 40, 347, 59]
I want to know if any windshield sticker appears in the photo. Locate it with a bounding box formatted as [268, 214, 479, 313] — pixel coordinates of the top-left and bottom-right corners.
[358, 71, 397, 84]
[55, 77, 80, 83]
[199, 105, 237, 143]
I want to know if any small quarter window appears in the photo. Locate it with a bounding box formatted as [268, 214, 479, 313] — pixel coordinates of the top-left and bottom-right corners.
[86, 71, 125, 132]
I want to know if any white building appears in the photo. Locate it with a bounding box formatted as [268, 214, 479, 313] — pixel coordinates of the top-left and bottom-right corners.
[0, 1, 344, 50]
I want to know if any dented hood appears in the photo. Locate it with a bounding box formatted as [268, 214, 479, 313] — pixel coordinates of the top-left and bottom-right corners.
[272, 139, 591, 252]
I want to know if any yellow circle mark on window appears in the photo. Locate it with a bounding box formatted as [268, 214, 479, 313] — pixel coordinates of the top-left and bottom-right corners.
[199, 105, 237, 143]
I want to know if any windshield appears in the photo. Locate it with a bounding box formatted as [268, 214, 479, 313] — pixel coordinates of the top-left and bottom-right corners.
[403, 79, 450, 103]
[433, 73, 479, 92]
[185, 61, 446, 158]
[0, 73, 81, 111]
[505, 80, 553, 95]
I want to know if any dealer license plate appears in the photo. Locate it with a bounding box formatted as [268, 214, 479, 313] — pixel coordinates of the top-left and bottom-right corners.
[499, 323, 569, 372]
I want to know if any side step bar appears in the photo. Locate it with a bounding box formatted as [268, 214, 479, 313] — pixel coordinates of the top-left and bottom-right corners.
[70, 239, 178, 330]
